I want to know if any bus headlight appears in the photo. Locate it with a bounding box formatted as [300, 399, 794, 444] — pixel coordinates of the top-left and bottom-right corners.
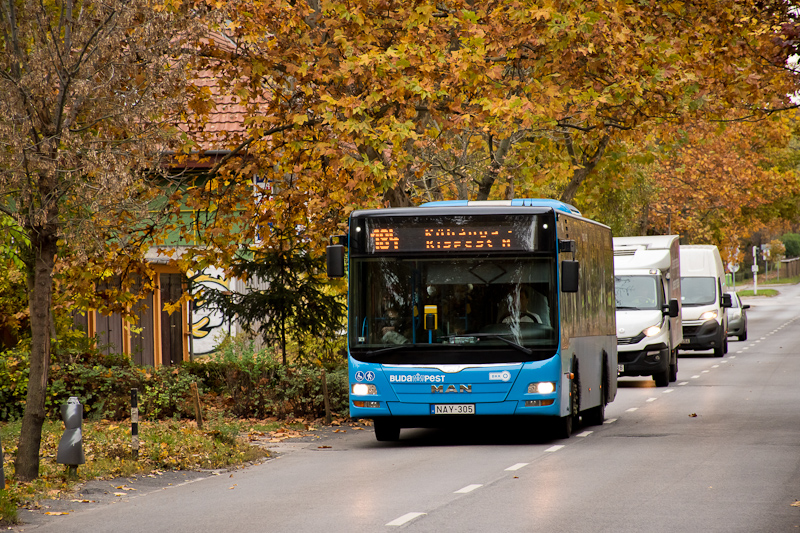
[352, 383, 377, 396]
[700, 310, 718, 321]
[643, 325, 662, 337]
[528, 382, 556, 394]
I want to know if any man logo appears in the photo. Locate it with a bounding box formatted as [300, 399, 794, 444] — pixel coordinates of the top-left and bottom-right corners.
[431, 384, 472, 393]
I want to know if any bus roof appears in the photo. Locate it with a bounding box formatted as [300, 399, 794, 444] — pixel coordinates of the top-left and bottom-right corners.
[419, 199, 581, 215]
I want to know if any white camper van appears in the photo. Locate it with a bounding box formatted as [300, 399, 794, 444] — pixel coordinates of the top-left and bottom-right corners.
[613, 236, 682, 387]
[679, 245, 732, 357]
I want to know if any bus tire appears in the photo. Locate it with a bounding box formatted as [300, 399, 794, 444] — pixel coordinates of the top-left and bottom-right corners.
[583, 356, 607, 426]
[582, 398, 604, 427]
[554, 414, 572, 439]
[554, 363, 579, 438]
[373, 419, 400, 442]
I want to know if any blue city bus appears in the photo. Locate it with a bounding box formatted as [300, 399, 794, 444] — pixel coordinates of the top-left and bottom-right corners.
[327, 199, 617, 441]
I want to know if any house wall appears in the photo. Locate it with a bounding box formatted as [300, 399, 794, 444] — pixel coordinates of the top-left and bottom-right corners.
[76, 266, 245, 366]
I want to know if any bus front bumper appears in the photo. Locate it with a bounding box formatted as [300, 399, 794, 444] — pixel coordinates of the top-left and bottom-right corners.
[351, 399, 561, 420]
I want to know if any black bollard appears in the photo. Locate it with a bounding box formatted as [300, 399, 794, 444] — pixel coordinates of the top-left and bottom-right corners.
[56, 397, 85, 477]
[131, 388, 139, 461]
[0, 432, 4, 489]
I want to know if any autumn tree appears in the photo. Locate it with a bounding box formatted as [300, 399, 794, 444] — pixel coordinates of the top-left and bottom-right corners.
[636, 118, 800, 259]
[181, 0, 800, 245]
[0, 0, 200, 480]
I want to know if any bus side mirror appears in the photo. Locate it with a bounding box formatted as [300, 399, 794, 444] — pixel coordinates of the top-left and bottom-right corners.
[561, 260, 579, 292]
[663, 299, 679, 318]
[326, 244, 345, 278]
[721, 293, 733, 308]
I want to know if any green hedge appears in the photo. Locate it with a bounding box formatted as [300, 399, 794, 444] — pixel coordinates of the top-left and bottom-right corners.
[0, 339, 349, 422]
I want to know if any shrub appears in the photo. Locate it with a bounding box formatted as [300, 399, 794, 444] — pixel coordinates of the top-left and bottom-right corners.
[184, 335, 349, 419]
[1, 333, 349, 423]
[0, 350, 28, 421]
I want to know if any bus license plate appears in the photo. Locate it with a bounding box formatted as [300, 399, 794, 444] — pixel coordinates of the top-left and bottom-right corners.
[682, 338, 691, 344]
[431, 404, 475, 415]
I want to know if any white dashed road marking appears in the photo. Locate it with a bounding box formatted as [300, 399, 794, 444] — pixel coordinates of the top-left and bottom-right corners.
[454, 484, 482, 494]
[387, 512, 426, 527]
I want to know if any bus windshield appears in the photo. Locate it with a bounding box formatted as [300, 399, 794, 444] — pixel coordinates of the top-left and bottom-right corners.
[614, 275, 661, 310]
[349, 255, 558, 363]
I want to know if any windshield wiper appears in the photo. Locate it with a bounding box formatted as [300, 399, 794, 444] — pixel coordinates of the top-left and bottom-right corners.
[616, 306, 640, 310]
[444, 334, 532, 356]
[365, 344, 420, 356]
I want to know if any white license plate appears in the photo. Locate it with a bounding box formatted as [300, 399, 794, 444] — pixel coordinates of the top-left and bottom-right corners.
[682, 338, 691, 344]
[431, 404, 475, 415]
[617, 364, 624, 373]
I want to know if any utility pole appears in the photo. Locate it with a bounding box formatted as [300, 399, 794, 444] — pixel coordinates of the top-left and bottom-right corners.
[752, 246, 759, 295]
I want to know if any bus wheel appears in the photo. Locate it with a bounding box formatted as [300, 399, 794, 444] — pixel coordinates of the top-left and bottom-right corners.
[554, 369, 578, 438]
[582, 397, 604, 426]
[583, 358, 607, 426]
[553, 413, 573, 439]
[374, 419, 400, 442]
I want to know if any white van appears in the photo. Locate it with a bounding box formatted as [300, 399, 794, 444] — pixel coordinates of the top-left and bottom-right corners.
[613, 236, 682, 386]
[679, 245, 732, 357]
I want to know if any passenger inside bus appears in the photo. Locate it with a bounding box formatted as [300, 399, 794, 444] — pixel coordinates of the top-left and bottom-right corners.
[380, 306, 409, 344]
[498, 285, 551, 326]
[443, 284, 473, 335]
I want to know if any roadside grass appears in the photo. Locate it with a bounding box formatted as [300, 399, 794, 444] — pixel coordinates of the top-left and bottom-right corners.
[0, 414, 290, 525]
[738, 288, 779, 297]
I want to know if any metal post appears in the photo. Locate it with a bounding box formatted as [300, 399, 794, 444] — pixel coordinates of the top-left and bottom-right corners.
[131, 388, 139, 461]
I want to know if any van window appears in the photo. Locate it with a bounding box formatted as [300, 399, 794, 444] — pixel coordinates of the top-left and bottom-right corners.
[614, 275, 660, 310]
[681, 277, 716, 306]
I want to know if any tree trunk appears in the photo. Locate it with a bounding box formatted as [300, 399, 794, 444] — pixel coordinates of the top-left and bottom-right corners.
[559, 133, 611, 205]
[475, 136, 512, 201]
[15, 228, 58, 481]
[382, 179, 413, 207]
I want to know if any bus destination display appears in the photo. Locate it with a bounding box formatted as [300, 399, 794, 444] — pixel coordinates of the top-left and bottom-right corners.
[368, 224, 531, 253]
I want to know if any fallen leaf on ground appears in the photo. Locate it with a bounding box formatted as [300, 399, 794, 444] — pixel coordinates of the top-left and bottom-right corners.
[45, 512, 69, 516]
[318, 445, 332, 449]
[791, 501, 800, 507]
[689, 413, 698, 417]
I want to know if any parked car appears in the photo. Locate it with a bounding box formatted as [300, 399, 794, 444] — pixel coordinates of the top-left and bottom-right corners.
[726, 292, 750, 341]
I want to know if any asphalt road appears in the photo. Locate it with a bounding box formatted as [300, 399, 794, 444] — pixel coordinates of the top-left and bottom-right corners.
[13, 284, 800, 532]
